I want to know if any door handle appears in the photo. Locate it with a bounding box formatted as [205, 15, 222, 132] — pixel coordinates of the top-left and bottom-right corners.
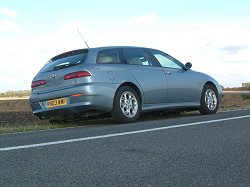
[165, 71, 173, 75]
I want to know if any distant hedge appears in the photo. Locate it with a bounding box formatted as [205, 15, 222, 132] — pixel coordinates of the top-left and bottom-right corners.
[0, 90, 31, 98]
[222, 86, 250, 91]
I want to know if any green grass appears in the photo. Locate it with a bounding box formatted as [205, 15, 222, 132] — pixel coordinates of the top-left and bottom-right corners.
[241, 94, 250, 100]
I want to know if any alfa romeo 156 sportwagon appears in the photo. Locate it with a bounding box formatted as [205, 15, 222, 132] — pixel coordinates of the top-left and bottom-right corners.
[30, 46, 222, 123]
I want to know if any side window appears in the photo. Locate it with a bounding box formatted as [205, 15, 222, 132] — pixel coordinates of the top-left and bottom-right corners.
[96, 49, 122, 64]
[123, 48, 155, 66]
[149, 49, 183, 69]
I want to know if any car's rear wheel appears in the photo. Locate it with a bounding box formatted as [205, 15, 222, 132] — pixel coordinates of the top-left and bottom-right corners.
[112, 86, 141, 123]
[199, 84, 218, 114]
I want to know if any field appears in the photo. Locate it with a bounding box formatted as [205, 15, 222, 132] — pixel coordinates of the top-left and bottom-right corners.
[220, 94, 250, 110]
[0, 94, 250, 134]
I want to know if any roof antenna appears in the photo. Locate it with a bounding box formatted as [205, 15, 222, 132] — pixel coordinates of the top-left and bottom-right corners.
[77, 28, 89, 48]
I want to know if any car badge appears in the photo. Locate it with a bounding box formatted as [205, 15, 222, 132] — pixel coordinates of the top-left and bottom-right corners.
[52, 73, 56, 78]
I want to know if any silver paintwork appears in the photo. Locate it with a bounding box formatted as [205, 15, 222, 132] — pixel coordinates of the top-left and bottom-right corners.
[29, 46, 222, 120]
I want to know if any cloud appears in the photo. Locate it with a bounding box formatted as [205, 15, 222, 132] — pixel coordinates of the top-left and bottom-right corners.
[44, 20, 250, 88]
[0, 7, 17, 17]
[0, 7, 19, 33]
[219, 45, 248, 55]
[0, 20, 20, 32]
[1, 16, 250, 91]
[0, 22, 94, 92]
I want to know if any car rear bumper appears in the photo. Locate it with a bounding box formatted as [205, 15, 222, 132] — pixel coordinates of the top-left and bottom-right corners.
[29, 83, 119, 120]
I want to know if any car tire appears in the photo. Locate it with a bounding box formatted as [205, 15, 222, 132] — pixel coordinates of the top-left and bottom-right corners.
[199, 84, 218, 115]
[112, 86, 141, 123]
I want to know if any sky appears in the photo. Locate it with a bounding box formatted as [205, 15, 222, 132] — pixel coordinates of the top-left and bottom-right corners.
[0, 0, 250, 92]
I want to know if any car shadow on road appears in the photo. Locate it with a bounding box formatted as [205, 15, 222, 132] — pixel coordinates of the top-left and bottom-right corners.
[72, 110, 201, 127]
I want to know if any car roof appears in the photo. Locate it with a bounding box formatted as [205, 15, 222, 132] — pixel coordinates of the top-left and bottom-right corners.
[51, 46, 156, 60]
[58, 46, 150, 54]
[90, 46, 143, 50]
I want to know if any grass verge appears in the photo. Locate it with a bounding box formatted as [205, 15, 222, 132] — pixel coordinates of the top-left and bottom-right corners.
[0, 94, 250, 134]
[0, 124, 64, 134]
[219, 94, 250, 111]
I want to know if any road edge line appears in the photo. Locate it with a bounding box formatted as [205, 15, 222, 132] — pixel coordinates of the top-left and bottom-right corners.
[1, 114, 250, 151]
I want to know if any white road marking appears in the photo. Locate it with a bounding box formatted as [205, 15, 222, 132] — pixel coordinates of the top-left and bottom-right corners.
[1, 115, 250, 151]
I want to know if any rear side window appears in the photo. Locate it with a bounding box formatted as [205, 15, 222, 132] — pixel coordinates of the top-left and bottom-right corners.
[96, 49, 123, 64]
[123, 48, 155, 66]
[40, 50, 88, 72]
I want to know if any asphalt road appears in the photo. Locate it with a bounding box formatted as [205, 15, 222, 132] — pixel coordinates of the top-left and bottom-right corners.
[0, 109, 250, 186]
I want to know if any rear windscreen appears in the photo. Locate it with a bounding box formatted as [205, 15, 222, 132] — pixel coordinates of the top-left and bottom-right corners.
[40, 50, 88, 73]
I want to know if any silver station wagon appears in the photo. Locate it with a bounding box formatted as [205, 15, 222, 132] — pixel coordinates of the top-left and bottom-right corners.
[30, 46, 222, 123]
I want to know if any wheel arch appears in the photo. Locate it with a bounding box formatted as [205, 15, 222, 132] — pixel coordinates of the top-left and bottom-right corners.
[204, 81, 219, 95]
[115, 82, 143, 105]
[112, 82, 142, 123]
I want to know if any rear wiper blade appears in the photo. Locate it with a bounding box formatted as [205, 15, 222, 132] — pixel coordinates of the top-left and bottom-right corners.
[52, 62, 79, 71]
[52, 64, 68, 71]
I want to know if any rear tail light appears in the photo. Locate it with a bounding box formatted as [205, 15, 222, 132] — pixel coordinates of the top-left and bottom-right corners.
[31, 80, 46, 88]
[64, 71, 91, 80]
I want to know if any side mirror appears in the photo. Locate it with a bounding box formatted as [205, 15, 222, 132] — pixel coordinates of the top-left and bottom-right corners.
[184, 62, 192, 70]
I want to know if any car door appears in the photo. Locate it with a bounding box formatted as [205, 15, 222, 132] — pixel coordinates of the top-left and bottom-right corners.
[148, 49, 201, 103]
[122, 48, 168, 104]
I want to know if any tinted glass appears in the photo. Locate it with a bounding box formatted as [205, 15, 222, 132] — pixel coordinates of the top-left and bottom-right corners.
[40, 50, 88, 72]
[96, 49, 123, 64]
[123, 48, 155, 66]
[149, 49, 183, 69]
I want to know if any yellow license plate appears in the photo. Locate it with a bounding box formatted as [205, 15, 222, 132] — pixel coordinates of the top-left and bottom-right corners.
[46, 98, 67, 108]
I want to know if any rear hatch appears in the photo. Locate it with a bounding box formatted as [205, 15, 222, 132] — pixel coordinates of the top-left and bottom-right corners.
[31, 49, 89, 95]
